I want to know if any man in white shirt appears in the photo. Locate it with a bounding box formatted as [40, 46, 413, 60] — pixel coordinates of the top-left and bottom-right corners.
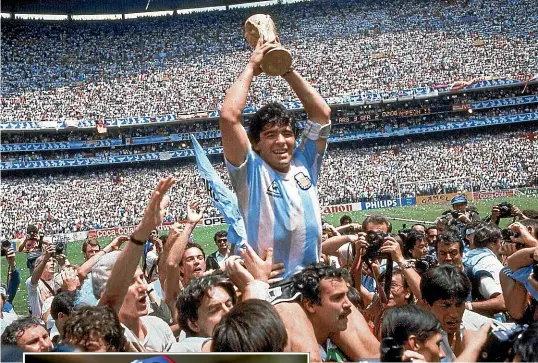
[26, 243, 58, 319]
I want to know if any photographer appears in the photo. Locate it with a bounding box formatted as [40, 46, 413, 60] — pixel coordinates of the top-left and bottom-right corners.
[490, 202, 530, 225]
[25, 243, 59, 318]
[450, 195, 481, 226]
[17, 225, 43, 273]
[463, 224, 507, 318]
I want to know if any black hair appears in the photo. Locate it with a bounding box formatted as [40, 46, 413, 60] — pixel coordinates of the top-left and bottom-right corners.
[381, 305, 441, 344]
[473, 223, 501, 249]
[180, 242, 206, 265]
[512, 322, 538, 362]
[403, 230, 426, 258]
[340, 215, 352, 226]
[1, 316, 45, 346]
[411, 223, 426, 230]
[212, 299, 287, 352]
[177, 274, 237, 336]
[435, 230, 464, 254]
[293, 263, 351, 306]
[214, 230, 228, 242]
[426, 226, 438, 233]
[247, 102, 296, 145]
[63, 305, 126, 352]
[420, 265, 471, 306]
[362, 215, 392, 233]
[50, 290, 77, 320]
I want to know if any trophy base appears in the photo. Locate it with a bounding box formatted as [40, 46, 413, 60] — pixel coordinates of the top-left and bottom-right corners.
[261, 47, 293, 77]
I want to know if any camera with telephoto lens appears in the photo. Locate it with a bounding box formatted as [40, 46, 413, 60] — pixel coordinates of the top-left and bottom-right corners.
[478, 323, 527, 362]
[364, 231, 390, 260]
[380, 337, 403, 362]
[54, 241, 65, 256]
[501, 228, 520, 241]
[496, 202, 513, 218]
[1, 240, 12, 257]
[414, 255, 438, 275]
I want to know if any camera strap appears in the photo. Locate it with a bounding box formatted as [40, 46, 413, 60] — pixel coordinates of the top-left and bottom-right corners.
[40, 278, 56, 296]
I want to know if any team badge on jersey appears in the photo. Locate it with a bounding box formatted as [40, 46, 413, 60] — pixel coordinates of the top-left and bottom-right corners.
[267, 180, 283, 197]
[294, 172, 312, 190]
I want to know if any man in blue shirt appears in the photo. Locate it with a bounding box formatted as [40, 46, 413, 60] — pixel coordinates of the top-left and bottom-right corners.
[220, 39, 379, 360]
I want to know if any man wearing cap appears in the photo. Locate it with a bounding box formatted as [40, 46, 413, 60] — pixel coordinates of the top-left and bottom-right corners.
[450, 195, 481, 225]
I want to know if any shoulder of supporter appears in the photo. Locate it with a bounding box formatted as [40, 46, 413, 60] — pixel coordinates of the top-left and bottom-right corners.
[169, 336, 212, 353]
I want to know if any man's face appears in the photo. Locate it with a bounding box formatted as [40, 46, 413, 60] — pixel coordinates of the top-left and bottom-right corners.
[84, 244, 100, 260]
[426, 229, 438, 246]
[17, 325, 52, 352]
[411, 238, 428, 260]
[310, 278, 352, 334]
[427, 298, 465, 334]
[365, 222, 389, 233]
[253, 124, 295, 173]
[215, 235, 228, 252]
[193, 286, 233, 337]
[181, 247, 206, 282]
[416, 332, 446, 362]
[452, 203, 467, 212]
[437, 242, 463, 268]
[119, 266, 149, 319]
[43, 258, 56, 277]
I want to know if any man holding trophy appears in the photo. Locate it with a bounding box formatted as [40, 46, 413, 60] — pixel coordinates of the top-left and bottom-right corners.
[219, 14, 379, 361]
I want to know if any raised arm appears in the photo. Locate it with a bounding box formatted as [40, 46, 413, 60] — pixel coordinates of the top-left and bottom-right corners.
[220, 40, 279, 167]
[77, 236, 128, 281]
[99, 177, 175, 312]
[282, 70, 331, 155]
[164, 201, 205, 322]
[30, 244, 55, 285]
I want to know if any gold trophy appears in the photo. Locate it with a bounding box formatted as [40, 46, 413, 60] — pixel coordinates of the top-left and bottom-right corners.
[244, 14, 292, 77]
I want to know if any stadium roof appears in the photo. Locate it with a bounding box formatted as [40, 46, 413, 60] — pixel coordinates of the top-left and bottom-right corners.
[1, 0, 285, 15]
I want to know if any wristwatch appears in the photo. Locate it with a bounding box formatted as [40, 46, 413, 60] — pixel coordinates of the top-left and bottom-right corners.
[399, 260, 414, 270]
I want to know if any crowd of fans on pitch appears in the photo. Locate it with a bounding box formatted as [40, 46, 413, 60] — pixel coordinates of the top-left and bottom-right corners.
[1, 0, 537, 122]
[2, 186, 538, 361]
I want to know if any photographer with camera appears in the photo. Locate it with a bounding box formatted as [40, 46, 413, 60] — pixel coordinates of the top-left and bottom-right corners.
[18, 225, 43, 273]
[25, 243, 59, 318]
[490, 202, 529, 225]
[463, 224, 507, 319]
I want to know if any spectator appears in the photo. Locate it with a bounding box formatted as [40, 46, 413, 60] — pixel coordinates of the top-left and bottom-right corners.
[205, 231, 230, 271]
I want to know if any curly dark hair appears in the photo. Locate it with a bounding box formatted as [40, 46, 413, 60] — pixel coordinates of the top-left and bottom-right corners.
[247, 102, 296, 145]
[62, 305, 126, 352]
[177, 274, 237, 336]
[1, 316, 45, 346]
[293, 263, 351, 306]
[212, 299, 287, 352]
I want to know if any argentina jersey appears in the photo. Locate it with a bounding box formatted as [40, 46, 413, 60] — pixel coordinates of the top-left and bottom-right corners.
[226, 138, 323, 278]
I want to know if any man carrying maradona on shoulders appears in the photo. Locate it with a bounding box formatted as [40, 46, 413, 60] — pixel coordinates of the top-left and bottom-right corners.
[219, 23, 379, 361]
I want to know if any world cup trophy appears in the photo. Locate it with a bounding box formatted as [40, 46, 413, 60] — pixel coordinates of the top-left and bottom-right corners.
[244, 14, 292, 77]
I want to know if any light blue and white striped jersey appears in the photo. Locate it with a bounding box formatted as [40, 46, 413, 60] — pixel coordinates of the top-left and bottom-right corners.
[226, 138, 323, 278]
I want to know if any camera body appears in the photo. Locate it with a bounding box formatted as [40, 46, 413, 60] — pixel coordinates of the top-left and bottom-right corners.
[365, 231, 389, 260]
[501, 228, 520, 241]
[496, 202, 513, 218]
[380, 337, 403, 362]
[414, 255, 438, 274]
[479, 323, 527, 362]
[54, 241, 66, 256]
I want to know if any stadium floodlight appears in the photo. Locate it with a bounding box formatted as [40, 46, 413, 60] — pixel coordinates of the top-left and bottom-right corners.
[15, 14, 68, 20]
[1, 13, 11, 19]
[125, 11, 174, 19]
[72, 14, 122, 21]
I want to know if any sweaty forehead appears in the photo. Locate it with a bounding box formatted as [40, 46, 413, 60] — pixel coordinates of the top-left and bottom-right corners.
[184, 247, 203, 258]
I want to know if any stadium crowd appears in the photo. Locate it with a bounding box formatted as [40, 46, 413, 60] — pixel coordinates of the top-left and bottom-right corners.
[2, 126, 537, 238]
[1, 0, 537, 122]
[2, 0, 538, 361]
